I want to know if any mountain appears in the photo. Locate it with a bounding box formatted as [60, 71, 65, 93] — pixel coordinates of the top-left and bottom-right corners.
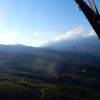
[0, 39, 100, 99]
[0, 49, 10, 57]
[0, 68, 100, 100]
[64, 46, 86, 53]
[41, 36, 99, 47]
[0, 44, 100, 99]
[44, 46, 86, 53]
[41, 36, 100, 54]
[0, 44, 100, 66]
[1, 53, 100, 79]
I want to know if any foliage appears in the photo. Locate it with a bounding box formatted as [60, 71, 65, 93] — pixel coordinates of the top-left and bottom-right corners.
[0, 54, 100, 99]
[0, 55, 100, 79]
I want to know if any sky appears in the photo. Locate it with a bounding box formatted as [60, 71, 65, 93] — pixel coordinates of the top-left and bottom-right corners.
[0, 0, 100, 47]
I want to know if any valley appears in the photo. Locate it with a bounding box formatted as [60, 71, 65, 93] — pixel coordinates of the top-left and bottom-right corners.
[0, 46, 100, 99]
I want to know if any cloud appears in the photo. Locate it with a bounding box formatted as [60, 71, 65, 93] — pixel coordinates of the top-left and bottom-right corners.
[32, 32, 38, 36]
[2, 31, 18, 38]
[0, 37, 9, 44]
[53, 26, 97, 42]
[83, 30, 96, 37]
[53, 26, 84, 41]
[9, 31, 17, 37]
[0, 31, 18, 44]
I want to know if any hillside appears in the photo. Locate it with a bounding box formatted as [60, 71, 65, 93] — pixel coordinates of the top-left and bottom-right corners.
[0, 52, 100, 99]
[0, 68, 100, 100]
[0, 54, 100, 79]
[0, 44, 100, 66]
[41, 36, 100, 55]
[0, 49, 10, 57]
[0, 44, 100, 99]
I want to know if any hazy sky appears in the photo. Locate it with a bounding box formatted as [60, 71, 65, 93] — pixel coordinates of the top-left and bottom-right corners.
[0, 0, 100, 47]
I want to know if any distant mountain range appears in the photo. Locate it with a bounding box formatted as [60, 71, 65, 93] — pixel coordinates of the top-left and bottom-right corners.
[0, 38, 100, 100]
[0, 43, 100, 66]
[41, 36, 100, 54]
[0, 49, 10, 57]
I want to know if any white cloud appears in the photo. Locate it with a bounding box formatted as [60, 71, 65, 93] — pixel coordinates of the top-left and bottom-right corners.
[0, 31, 18, 44]
[0, 37, 9, 44]
[0, 31, 17, 38]
[83, 30, 96, 37]
[2, 31, 18, 38]
[53, 26, 84, 41]
[32, 32, 38, 36]
[9, 31, 17, 37]
[53, 26, 97, 42]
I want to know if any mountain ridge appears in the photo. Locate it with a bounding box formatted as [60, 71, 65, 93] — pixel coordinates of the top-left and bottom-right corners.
[41, 36, 100, 54]
[0, 44, 100, 66]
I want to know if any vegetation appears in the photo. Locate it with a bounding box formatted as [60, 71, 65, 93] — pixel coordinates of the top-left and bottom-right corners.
[0, 54, 100, 79]
[0, 54, 100, 100]
[0, 71, 100, 100]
